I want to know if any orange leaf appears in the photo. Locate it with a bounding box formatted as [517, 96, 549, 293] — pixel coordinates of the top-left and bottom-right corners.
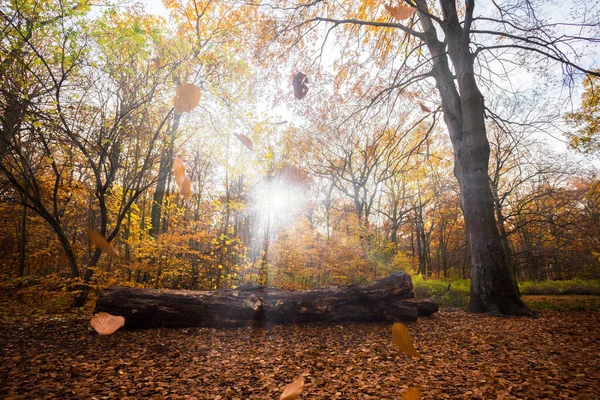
[234, 133, 254, 151]
[385, 3, 415, 20]
[280, 376, 304, 400]
[418, 102, 431, 113]
[90, 312, 125, 335]
[86, 228, 119, 258]
[180, 176, 191, 200]
[392, 322, 420, 357]
[402, 386, 422, 400]
[173, 157, 187, 187]
[173, 83, 201, 112]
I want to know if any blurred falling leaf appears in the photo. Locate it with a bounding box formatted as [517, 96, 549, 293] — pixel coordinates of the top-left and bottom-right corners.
[385, 3, 415, 20]
[173, 157, 186, 186]
[274, 164, 311, 186]
[90, 312, 125, 335]
[392, 322, 420, 357]
[86, 228, 119, 258]
[173, 83, 201, 112]
[292, 72, 309, 100]
[418, 102, 431, 113]
[180, 176, 191, 200]
[402, 386, 422, 400]
[280, 375, 304, 400]
[234, 133, 254, 151]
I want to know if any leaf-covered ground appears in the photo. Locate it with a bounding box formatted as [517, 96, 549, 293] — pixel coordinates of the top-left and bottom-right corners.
[1, 308, 599, 399]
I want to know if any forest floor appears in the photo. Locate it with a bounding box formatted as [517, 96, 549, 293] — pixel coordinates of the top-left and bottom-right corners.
[1, 296, 599, 399]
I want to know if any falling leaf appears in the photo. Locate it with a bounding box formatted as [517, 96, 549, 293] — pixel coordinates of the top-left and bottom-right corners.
[385, 3, 416, 20]
[173, 157, 186, 187]
[274, 164, 310, 186]
[280, 376, 304, 400]
[418, 102, 431, 113]
[86, 228, 119, 258]
[234, 133, 254, 151]
[292, 72, 309, 100]
[392, 322, 420, 357]
[180, 176, 191, 200]
[173, 83, 201, 112]
[402, 386, 422, 400]
[90, 312, 125, 335]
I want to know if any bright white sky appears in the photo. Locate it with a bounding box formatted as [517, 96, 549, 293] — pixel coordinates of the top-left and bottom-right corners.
[140, 0, 167, 16]
[132, 0, 598, 160]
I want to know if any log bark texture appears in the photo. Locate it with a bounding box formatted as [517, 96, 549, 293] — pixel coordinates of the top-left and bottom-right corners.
[94, 272, 438, 329]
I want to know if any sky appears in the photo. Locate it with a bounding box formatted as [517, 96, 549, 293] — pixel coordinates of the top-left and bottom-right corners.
[140, 0, 168, 16]
[129, 0, 598, 159]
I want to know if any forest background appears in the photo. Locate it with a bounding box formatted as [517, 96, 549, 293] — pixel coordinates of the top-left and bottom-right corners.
[1, 0, 600, 310]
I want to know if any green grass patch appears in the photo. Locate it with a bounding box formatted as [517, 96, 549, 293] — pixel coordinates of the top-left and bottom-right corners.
[519, 279, 600, 296]
[412, 275, 600, 310]
[412, 275, 470, 309]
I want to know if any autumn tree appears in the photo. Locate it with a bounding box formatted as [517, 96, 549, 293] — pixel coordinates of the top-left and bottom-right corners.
[259, 0, 600, 315]
[0, 4, 185, 282]
[566, 70, 600, 153]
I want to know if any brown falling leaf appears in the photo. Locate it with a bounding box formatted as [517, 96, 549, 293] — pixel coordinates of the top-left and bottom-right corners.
[392, 322, 420, 357]
[418, 102, 432, 113]
[273, 164, 311, 186]
[280, 375, 304, 400]
[234, 133, 254, 151]
[90, 312, 125, 335]
[180, 176, 191, 200]
[173, 83, 201, 112]
[402, 386, 422, 400]
[385, 3, 416, 20]
[85, 228, 119, 258]
[292, 72, 309, 100]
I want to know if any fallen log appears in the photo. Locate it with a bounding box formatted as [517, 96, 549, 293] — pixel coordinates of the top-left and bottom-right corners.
[94, 272, 438, 329]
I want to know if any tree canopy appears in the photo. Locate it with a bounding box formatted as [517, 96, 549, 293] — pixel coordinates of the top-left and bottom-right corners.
[1, 0, 599, 315]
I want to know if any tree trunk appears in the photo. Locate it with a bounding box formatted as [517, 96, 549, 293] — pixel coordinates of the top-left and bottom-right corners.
[150, 113, 181, 237]
[416, 0, 532, 316]
[94, 272, 438, 329]
[18, 203, 27, 277]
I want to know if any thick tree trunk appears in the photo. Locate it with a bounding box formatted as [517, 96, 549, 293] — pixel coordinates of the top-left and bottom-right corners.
[416, 0, 532, 316]
[94, 272, 438, 329]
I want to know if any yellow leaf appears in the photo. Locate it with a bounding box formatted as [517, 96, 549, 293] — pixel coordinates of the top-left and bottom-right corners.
[90, 312, 125, 335]
[392, 322, 419, 357]
[402, 386, 422, 400]
[280, 376, 304, 400]
[385, 3, 415, 20]
[173, 83, 201, 112]
[86, 228, 119, 258]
